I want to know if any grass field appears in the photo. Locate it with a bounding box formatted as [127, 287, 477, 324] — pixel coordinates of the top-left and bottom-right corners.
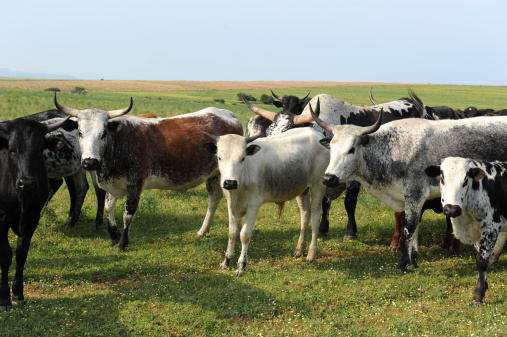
[1, 80, 507, 336]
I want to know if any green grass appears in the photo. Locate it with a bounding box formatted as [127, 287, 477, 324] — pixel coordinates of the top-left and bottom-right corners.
[1, 83, 507, 336]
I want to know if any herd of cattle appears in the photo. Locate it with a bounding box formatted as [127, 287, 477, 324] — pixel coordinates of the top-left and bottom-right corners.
[1, 89, 506, 311]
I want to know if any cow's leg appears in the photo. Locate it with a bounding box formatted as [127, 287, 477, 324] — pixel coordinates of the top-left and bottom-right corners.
[0, 228, 13, 311]
[105, 193, 121, 245]
[47, 178, 63, 203]
[397, 199, 424, 271]
[90, 172, 106, 230]
[489, 231, 506, 266]
[318, 197, 331, 237]
[440, 216, 462, 253]
[307, 187, 325, 262]
[219, 195, 243, 271]
[11, 227, 36, 307]
[391, 212, 405, 251]
[471, 226, 499, 306]
[294, 193, 311, 258]
[116, 186, 143, 251]
[64, 169, 89, 228]
[235, 201, 262, 277]
[197, 175, 223, 237]
[343, 182, 360, 240]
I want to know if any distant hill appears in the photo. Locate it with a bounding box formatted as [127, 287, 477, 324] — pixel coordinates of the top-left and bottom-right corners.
[0, 68, 77, 80]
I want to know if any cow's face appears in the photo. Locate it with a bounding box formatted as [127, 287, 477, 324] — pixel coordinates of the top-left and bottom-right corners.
[320, 125, 372, 187]
[425, 157, 485, 218]
[54, 95, 132, 171]
[204, 134, 260, 190]
[74, 109, 110, 170]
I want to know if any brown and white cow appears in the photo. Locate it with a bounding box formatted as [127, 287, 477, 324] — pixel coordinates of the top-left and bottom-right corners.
[54, 95, 243, 251]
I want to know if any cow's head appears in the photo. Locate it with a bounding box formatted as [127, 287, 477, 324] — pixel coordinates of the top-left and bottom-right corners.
[242, 92, 313, 136]
[310, 98, 382, 187]
[424, 157, 485, 218]
[54, 94, 133, 171]
[203, 133, 261, 190]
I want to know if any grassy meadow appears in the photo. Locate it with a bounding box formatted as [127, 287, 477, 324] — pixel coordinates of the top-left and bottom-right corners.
[1, 81, 507, 336]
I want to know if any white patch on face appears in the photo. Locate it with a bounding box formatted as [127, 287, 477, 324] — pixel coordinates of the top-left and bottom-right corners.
[440, 157, 470, 208]
[325, 125, 363, 182]
[77, 109, 110, 163]
[216, 135, 247, 187]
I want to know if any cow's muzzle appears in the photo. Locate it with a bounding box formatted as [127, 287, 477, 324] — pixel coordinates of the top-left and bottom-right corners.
[443, 204, 462, 218]
[17, 177, 35, 191]
[223, 180, 238, 190]
[322, 174, 340, 187]
[82, 158, 100, 171]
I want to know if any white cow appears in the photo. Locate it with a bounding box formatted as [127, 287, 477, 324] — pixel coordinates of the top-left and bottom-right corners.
[425, 157, 507, 305]
[203, 128, 329, 276]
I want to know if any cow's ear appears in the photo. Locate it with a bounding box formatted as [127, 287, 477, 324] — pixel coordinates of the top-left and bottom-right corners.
[469, 168, 485, 182]
[0, 126, 8, 149]
[319, 138, 331, 149]
[273, 101, 283, 108]
[107, 121, 122, 132]
[60, 118, 78, 132]
[246, 144, 261, 156]
[45, 135, 66, 151]
[360, 135, 373, 147]
[203, 143, 217, 154]
[424, 165, 441, 178]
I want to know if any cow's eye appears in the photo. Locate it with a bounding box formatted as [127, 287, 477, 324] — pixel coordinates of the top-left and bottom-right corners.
[241, 157, 245, 163]
[217, 156, 221, 161]
[348, 147, 355, 154]
[100, 132, 107, 139]
[78, 131, 83, 138]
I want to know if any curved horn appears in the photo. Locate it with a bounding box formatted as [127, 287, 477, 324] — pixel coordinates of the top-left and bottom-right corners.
[242, 95, 277, 121]
[108, 97, 133, 118]
[308, 98, 334, 133]
[54, 93, 80, 117]
[270, 90, 282, 101]
[361, 110, 382, 135]
[293, 114, 315, 126]
[299, 91, 311, 101]
[369, 87, 379, 105]
[47, 116, 71, 133]
[245, 134, 261, 144]
[408, 89, 426, 119]
[203, 132, 220, 142]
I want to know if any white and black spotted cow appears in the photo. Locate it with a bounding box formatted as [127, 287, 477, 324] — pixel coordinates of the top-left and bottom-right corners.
[309, 101, 507, 272]
[425, 157, 507, 305]
[244, 90, 311, 138]
[54, 95, 243, 251]
[203, 128, 329, 276]
[244, 90, 428, 247]
[11, 110, 106, 229]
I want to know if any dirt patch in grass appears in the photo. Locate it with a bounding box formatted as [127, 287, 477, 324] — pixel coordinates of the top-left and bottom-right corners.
[0, 79, 416, 92]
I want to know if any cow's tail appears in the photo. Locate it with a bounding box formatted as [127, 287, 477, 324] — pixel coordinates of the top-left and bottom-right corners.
[276, 202, 285, 219]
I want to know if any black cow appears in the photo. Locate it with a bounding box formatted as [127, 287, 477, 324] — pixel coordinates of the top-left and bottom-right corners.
[0, 117, 68, 311]
[462, 107, 495, 118]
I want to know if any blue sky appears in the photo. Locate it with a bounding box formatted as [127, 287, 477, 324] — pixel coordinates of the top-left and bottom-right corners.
[1, 0, 506, 85]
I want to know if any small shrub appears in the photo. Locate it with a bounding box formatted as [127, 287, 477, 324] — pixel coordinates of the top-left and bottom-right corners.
[71, 87, 86, 95]
[213, 98, 225, 104]
[259, 94, 275, 105]
[237, 92, 256, 101]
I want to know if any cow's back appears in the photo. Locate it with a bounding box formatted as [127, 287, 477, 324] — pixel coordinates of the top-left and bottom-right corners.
[100, 108, 242, 193]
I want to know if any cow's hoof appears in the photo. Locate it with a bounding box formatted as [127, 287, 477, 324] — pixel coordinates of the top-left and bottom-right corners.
[470, 300, 482, 307]
[292, 251, 302, 258]
[343, 235, 357, 241]
[318, 232, 327, 238]
[64, 219, 77, 228]
[0, 304, 12, 312]
[12, 295, 25, 307]
[235, 269, 245, 277]
[389, 245, 401, 252]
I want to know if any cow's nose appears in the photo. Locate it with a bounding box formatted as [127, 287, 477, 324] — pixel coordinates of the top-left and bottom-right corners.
[17, 177, 35, 191]
[443, 204, 462, 218]
[223, 180, 238, 190]
[322, 174, 340, 187]
[82, 158, 100, 171]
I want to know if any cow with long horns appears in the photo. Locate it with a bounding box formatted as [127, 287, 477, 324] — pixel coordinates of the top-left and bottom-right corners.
[54, 95, 243, 250]
[310, 99, 507, 272]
